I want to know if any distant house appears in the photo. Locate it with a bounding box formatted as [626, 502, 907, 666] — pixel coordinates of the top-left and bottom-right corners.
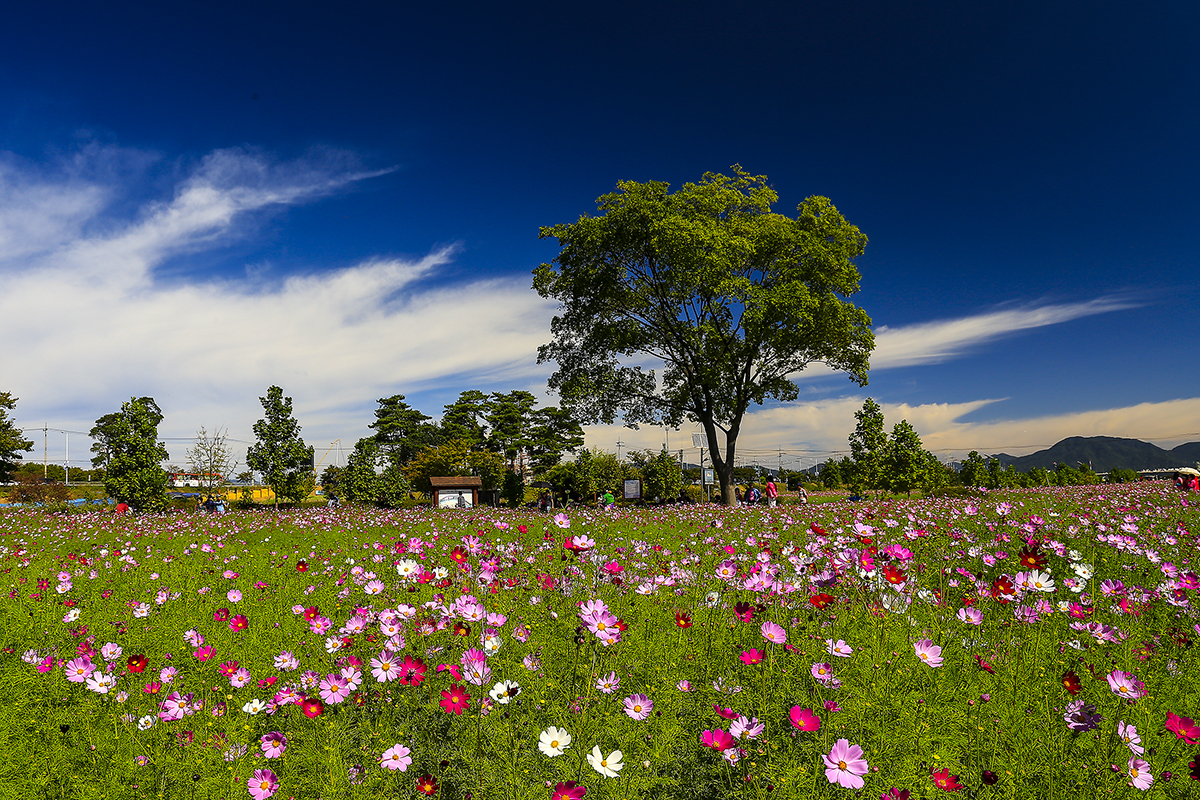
[429, 476, 482, 509]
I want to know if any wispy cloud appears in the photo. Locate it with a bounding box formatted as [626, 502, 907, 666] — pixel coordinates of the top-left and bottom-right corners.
[1, 144, 556, 464]
[870, 297, 1140, 368]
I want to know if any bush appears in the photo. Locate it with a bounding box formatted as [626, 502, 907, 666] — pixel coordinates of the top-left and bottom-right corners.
[7, 474, 70, 504]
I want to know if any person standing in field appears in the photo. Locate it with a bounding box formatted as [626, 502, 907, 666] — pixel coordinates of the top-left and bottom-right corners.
[765, 478, 778, 508]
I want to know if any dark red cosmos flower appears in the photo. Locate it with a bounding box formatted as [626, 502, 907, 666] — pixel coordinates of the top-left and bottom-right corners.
[674, 611, 693, 629]
[295, 560, 308, 572]
[1189, 754, 1200, 781]
[452, 621, 471, 638]
[981, 770, 999, 785]
[415, 775, 439, 796]
[614, 618, 628, 632]
[1018, 545, 1047, 570]
[932, 768, 963, 791]
[810, 523, 826, 535]
[809, 593, 834, 609]
[884, 565, 907, 585]
[303, 606, 320, 621]
[1061, 670, 1082, 696]
[974, 655, 995, 674]
[734, 602, 754, 622]
[992, 577, 1015, 603]
[450, 547, 468, 564]
[300, 696, 324, 718]
[126, 654, 148, 673]
[213, 608, 230, 622]
[399, 656, 427, 687]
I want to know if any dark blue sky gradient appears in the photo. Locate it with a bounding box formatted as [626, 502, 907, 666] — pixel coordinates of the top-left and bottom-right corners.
[2, 0, 1197, 431]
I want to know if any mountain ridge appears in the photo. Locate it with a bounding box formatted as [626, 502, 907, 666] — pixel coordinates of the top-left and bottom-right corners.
[992, 436, 1200, 473]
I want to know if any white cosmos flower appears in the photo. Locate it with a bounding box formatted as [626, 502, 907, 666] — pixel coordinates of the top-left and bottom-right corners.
[538, 726, 571, 757]
[242, 698, 267, 715]
[1026, 570, 1055, 592]
[489, 680, 521, 704]
[587, 745, 624, 778]
[395, 559, 420, 581]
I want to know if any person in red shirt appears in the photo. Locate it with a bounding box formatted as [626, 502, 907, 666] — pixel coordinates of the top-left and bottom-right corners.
[765, 479, 778, 508]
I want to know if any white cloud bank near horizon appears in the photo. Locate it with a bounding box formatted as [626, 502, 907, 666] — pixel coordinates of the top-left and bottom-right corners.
[1, 142, 1185, 469]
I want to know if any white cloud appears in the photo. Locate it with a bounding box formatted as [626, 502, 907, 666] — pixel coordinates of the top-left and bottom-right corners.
[1, 144, 556, 467]
[869, 297, 1141, 368]
[583, 395, 1200, 467]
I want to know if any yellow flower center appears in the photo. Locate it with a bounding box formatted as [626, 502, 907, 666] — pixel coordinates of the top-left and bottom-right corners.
[550, 740, 559, 748]
[838, 760, 847, 770]
[634, 705, 642, 713]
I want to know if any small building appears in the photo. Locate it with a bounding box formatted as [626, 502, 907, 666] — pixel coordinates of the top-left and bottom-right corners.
[429, 476, 482, 509]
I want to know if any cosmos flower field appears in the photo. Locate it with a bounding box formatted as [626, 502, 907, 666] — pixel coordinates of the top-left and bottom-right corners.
[2, 484, 1198, 799]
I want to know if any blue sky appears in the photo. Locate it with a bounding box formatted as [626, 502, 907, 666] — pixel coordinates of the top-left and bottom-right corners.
[2, 1, 1198, 473]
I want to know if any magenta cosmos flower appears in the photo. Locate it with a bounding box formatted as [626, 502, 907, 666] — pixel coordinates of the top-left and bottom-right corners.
[260, 732, 287, 759]
[760, 621, 787, 645]
[623, 693, 653, 721]
[381, 743, 412, 771]
[229, 614, 249, 632]
[247, 768, 279, 800]
[823, 738, 869, 789]
[914, 639, 944, 667]
[551, 781, 586, 800]
[701, 729, 734, 751]
[789, 706, 821, 732]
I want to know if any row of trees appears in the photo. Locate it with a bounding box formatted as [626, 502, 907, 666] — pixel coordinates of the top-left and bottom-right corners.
[326, 391, 585, 507]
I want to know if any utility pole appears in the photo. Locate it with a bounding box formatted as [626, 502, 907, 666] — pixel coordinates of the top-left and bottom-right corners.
[616, 439, 624, 461]
[43, 424, 48, 479]
[64, 432, 69, 485]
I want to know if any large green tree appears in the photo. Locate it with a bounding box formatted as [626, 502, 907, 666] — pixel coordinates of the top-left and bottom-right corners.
[533, 167, 873, 505]
[0, 392, 34, 483]
[883, 419, 926, 495]
[94, 397, 170, 511]
[246, 386, 314, 505]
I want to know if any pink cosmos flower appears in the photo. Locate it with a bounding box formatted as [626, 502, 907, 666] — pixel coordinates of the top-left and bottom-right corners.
[811, 662, 841, 687]
[623, 693, 653, 721]
[760, 621, 787, 645]
[552, 781, 586, 800]
[64, 656, 95, 683]
[371, 650, 400, 683]
[1127, 757, 1153, 790]
[193, 645, 215, 661]
[319, 674, 351, 704]
[823, 738, 869, 789]
[229, 614, 248, 632]
[956, 607, 983, 625]
[730, 715, 764, 740]
[380, 743, 412, 771]
[247, 768, 278, 800]
[1118, 721, 1144, 755]
[596, 671, 621, 694]
[701, 729, 734, 751]
[914, 639, 944, 667]
[1106, 670, 1146, 700]
[789, 706, 821, 732]
[260, 732, 287, 759]
[826, 639, 853, 657]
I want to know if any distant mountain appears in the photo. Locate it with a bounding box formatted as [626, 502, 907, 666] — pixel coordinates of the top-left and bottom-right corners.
[993, 436, 1200, 473]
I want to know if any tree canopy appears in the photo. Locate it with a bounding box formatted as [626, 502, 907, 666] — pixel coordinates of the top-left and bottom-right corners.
[94, 397, 170, 511]
[533, 166, 873, 505]
[0, 392, 34, 483]
[246, 386, 314, 505]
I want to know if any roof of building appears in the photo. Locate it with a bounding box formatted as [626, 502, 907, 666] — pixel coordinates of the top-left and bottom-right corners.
[429, 476, 483, 489]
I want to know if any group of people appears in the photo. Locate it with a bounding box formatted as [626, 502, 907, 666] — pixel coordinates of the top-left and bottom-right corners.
[197, 495, 226, 514]
[1176, 472, 1200, 492]
[734, 479, 805, 507]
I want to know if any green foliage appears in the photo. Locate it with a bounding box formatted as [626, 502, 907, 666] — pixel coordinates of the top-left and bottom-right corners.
[1108, 467, 1140, 483]
[370, 395, 441, 466]
[534, 166, 873, 505]
[958, 450, 988, 487]
[341, 438, 383, 504]
[849, 397, 887, 492]
[884, 419, 926, 495]
[440, 389, 490, 448]
[641, 448, 683, 501]
[0, 391, 34, 482]
[501, 469, 525, 507]
[7, 473, 70, 503]
[403, 439, 505, 493]
[376, 465, 413, 508]
[93, 397, 170, 511]
[318, 464, 342, 494]
[246, 386, 315, 505]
